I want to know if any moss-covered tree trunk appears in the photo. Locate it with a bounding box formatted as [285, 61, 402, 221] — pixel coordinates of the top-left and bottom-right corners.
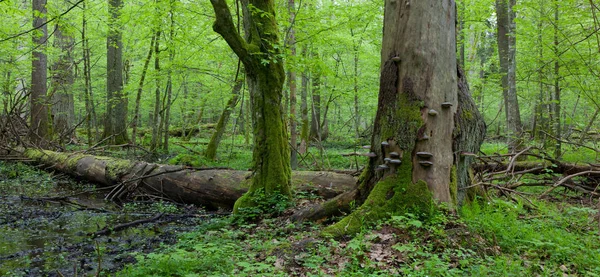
[205, 77, 243, 160]
[323, 0, 459, 237]
[210, 0, 291, 213]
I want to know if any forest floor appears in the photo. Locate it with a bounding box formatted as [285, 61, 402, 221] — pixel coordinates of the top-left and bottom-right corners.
[1, 138, 599, 276]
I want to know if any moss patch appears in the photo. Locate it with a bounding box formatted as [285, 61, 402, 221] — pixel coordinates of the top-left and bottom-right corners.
[322, 155, 434, 238]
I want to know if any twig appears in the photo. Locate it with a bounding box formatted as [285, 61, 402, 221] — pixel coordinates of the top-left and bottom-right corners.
[540, 170, 600, 197]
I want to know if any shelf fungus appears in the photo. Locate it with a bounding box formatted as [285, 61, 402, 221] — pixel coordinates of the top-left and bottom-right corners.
[389, 152, 400, 158]
[441, 102, 453, 108]
[384, 157, 392, 163]
[381, 141, 390, 146]
[418, 161, 433, 167]
[362, 145, 371, 149]
[363, 152, 377, 158]
[418, 134, 430, 141]
[428, 109, 438, 116]
[377, 164, 390, 170]
[389, 159, 401, 165]
[416, 152, 433, 158]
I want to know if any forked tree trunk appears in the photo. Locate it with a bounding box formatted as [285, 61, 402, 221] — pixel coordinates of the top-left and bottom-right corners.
[321, 0, 465, 237]
[210, 0, 291, 212]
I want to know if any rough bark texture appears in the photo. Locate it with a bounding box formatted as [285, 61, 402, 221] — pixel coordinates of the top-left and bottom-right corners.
[31, 0, 51, 145]
[205, 78, 243, 160]
[454, 67, 486, 205]
[23, 149, 356, 210]
[210, 0, 291, 212]
[496, 0, 523, 153]
[104, 0, 129, 145]
[49, 23, 75, 141]
[322, 0, 458, 237]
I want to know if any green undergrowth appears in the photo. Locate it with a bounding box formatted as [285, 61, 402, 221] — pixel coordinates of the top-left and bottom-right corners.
[117, 196, 600, 276]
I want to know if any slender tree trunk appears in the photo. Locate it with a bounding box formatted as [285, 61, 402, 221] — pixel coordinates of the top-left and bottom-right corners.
[49, 23, 75, 142]
[30, 0, 51, 145]
[163, 1, 175, 152]
[288, 0, 298, 169]
[82, 1, 96, 146]
[324, 0, 459, 237]
[104, 0, 128, 145]
[310, 57, 321, 141]
[132, 35, 155, 146]
[205, 76, 244, 160]
[299, 48, 309, 154]
[151, 30, 162, 151]
[210, 0, 292, 212]
[353, 43, 360, 140]
[552, 1, 562, 158]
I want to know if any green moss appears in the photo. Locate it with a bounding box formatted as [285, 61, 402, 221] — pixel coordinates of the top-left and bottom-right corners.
[449, 165, 458, 207]
[101, 158, 134, 181]
[322, 155, 434, 238]
[379, 93, 423, 149]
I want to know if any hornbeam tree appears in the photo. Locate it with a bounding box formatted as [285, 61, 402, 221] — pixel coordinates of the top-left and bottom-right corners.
[209, 0, 291, 212]
[321, 0, 485, 237]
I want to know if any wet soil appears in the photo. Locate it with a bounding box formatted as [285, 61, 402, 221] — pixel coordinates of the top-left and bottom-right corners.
[0, 163, 213, 276]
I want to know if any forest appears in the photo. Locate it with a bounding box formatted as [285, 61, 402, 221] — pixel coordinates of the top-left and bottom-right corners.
[1, 0, 599, 275]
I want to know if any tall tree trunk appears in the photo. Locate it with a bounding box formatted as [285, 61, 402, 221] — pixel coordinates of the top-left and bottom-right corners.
[210, 0, 292, 213]
[163, 1, 175, 152]
[132, 35, 155, 146]
[30, 0, 51, 145]
[353, 43, 361, 140]
[82, 0, 97, 146]
[49, 23, 75, 142]
[299, 48, 309, 154]
[104, 0, 128, 145]
[205, 76, 244, 160]
[496, 0, 523, 153]
[324, 0, 460, 237]
[552, 1, 562, 158]
[310, 58, 321, 142]
[288, 0, 298, 169]
[151, 30, 162, 151]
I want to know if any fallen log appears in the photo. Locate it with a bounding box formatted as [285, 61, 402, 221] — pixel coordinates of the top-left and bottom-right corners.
[23, 149, 357, 210]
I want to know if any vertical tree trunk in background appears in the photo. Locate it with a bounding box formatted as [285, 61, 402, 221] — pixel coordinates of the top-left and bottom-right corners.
[353, 43, 361, 140]
[104, 0, 129, 145]
[163, 0, 176, 152]
[30, 0, 51, 145]
[552, 2, 562, 158]
[310, 58, 321, 141]
[205, 77, 243, 160]
[496, 0, 523, 153]
[299, 48, 309, 154]
[533, 2, 548, 141]
[324, 0, 459, 237]
[458, 0, 465, 69]
[132, 35, 155, 146]
[151, 30, 162, 151]
[210, 0, 291, 212]
[288, 0, 298, 169]
[49, 23, 75, 142]
[82, 0, 98, 146]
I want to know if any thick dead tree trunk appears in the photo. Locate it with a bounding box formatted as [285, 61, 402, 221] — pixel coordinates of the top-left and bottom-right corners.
[23, 149, 356, 210]
[104, 0, 129, 145]
[210, 0, 291, 213]
[205, 77, 243, 160]
[31, 0, 51, 145]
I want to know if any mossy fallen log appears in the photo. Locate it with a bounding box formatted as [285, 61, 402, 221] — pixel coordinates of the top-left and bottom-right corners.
[23, 149, 356, 210]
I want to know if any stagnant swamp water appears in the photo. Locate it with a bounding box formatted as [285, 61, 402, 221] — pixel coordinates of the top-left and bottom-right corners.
[0, 162, 212, 276]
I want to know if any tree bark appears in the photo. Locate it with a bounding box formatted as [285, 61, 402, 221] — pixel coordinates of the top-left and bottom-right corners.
[496, 0, 523, 153]
[205, 77, 243, 160]
[30, 0, 51, 145]
[104, 0, 129, 145]
[132, 34, 155, 147]
[552, 1, 561, 158]
[299, 48, 309, 154]
[23, 149, 356, 211]
[49, 22, 75, 142]
[210, 0, 292, 212]
[322, 0, 460, 237]
[288, 0, 298, 170]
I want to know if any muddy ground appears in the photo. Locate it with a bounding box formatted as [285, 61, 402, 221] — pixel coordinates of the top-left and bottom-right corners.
[0, 162, 215, 276]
